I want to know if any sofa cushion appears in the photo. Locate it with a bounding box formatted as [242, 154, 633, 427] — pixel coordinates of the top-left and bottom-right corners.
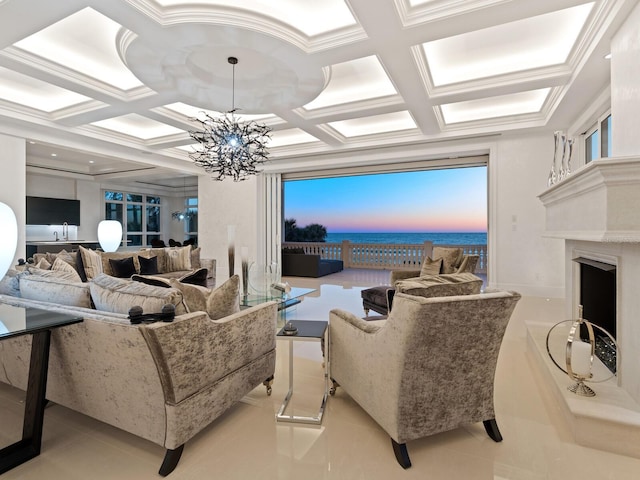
[419, 257, 443, 277]
[178, 267, 208, 287]
[165, 246, 192, 272]
[432, 247, 463, 274]
[190, 247, 201, 269]
[79, 245, 103, 280]
[20, 271, 92, 308]
[109, 257, 137, 278]
[131, 274, 172, 288]
[101, 252, 140, 277]
[138, 255, 159, 275]
[89, 273, 187, 315]
[165, 275, 239, 319]
[394, 272, 483, 298]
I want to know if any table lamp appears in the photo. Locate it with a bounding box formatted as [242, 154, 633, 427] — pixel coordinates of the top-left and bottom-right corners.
[0, 202, 18, 279]
[97, 220, 123, 252]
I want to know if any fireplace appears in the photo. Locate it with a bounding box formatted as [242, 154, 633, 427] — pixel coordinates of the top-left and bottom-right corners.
[573, 257, 616, 373]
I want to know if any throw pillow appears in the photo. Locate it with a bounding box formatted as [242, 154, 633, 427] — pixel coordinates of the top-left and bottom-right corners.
[55, 249, 78, 271]
[165, 275, 240, 319]
[20, 274, 92, 308]
[52, 257, 82, 282]
[143, 248, 168, 273]
[205, 274, 240, 320]
[89, 273, 187, 315]
[109, 257, 137, 278]
[190, 247, 201, 269]
[79, 245, 103, 280]
[178, 267, 208, 287]
[168, 279, 210, 313]
[75, 249, 88, 282]
[131, 274, 172, 288]
[419, 257, 443, 276]
[432, 247, 463, 274]
[138, 255, 159, 275]
[165, 246, 192, 272]
[34, 257, 52, 270]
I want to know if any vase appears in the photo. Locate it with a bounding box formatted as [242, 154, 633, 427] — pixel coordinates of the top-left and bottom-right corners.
[227, 225, 235, 278]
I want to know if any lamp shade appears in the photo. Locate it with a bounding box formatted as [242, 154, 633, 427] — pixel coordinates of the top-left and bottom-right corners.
[97, 220, 123, 252]
[0, 202, 18, 279]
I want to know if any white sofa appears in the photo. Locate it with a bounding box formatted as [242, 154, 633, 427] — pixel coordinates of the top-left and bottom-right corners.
[0, 271, 276, 476]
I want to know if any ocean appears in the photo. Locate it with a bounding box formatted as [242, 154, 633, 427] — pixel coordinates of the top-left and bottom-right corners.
[325, 232, 486, 245]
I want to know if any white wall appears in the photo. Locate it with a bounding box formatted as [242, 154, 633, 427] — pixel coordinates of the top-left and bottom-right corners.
[0, 133, 26, 264]
[198, 175, 258, 282]
[611, 1, 640, 157]
[490, 132, 565, 297]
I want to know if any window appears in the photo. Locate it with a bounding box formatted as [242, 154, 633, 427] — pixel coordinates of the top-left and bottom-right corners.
[104, 191, 163, 247]
[184, 196, 198, 242]
[585, 112, 612, 164]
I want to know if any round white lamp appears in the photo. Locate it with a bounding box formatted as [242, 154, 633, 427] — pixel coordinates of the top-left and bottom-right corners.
[0, 202, 18, 279]
[97, 220, 123, 252]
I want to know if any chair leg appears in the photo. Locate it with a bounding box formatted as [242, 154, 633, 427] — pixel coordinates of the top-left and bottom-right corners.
[263, 375, 274, 396]
[483, 419, 503, 442]
[329, 379, 339, 395]
[159, 444, 184, 476]
[363, 307, 370, 317]
[391, 439, 411, 469]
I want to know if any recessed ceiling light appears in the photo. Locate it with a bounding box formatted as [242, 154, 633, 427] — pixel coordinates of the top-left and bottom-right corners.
[89, 160, 95, 164]
[604, 53, 612, 59]
[28, 141, 36, 144]
[51, 153, 57, 157]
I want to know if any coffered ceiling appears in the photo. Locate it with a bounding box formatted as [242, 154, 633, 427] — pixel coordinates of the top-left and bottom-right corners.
[0, 0, 634, 184]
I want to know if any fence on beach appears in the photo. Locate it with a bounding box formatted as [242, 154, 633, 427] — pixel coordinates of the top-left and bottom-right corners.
[282, 240, 487, 274]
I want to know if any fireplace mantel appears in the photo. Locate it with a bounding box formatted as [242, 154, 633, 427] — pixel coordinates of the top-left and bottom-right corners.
[539, 156, 640, 242]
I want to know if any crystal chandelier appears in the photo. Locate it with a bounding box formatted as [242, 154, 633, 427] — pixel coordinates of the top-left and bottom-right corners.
[188, 57, 271, 181]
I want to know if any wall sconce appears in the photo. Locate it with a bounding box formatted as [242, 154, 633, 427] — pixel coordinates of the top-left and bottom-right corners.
[97, 220, 123, 253]
[0, 202, 18, 279]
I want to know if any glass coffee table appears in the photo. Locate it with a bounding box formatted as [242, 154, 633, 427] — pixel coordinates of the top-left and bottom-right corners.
[241, 287, 316, 313]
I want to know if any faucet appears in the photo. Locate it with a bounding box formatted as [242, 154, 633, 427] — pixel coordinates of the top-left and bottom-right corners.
[54, 231, 59, 241]
[62, 222, 69, 241]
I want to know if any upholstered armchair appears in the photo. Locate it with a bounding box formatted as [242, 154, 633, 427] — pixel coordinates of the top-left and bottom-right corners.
[329, 289, 521, 468]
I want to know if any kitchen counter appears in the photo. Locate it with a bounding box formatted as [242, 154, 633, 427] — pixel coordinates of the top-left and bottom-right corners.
[26, 240, 100, 256]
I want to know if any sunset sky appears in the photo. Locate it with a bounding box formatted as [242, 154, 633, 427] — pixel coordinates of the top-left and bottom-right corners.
[284, 166, 487, 233]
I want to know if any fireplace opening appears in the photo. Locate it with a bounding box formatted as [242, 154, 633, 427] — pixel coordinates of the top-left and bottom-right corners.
[573, 257, 617, 373]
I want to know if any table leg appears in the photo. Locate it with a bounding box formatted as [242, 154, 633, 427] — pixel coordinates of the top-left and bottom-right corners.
[0, 330, 52, 473]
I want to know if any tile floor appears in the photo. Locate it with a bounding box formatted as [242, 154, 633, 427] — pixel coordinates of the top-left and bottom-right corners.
[1, 269, 639, 479]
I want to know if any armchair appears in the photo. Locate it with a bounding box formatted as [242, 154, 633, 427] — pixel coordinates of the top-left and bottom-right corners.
[329, 289, 521, 469]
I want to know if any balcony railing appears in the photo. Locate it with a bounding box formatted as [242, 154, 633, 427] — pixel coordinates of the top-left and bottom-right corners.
[282, 240, 487, 274]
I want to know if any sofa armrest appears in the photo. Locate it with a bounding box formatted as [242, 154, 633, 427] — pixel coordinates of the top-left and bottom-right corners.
[390, 269, 421, 284]
[139, 301, 277, 404]
[330, 309, 383, 335]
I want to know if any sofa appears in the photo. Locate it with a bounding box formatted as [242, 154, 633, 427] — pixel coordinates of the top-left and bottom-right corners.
[282, 251, 343, 278]
[361, 246, 480, 316]
[32, 244, 215, 286]
[0, 268, 276, 476]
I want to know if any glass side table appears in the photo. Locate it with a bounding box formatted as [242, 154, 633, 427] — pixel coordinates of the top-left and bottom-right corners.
[275, 320, 329, 425]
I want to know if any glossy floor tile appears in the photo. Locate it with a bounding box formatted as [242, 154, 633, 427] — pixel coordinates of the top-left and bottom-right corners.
[1, 269, 639, 479]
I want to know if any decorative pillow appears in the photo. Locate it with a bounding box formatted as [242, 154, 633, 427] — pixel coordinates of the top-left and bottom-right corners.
[190, 247, 201, 269]
[419, 257, 443, 277]
[142, 248, 168, 273]
[131, 274, 171, 288]
[395, 272, 482, 298]
[432, 247, 463, 274]
[52, 257, 82, 282]
[205, 274, 240, 320]
[79, 245, 103, 280]
[75, 249, 88, 282]
[55, 249, 79, 271]
[138, 255, 159, 275]
[34, 257, 52, 270]
[109, 257, 137, 278]
[168, 279, 210, 313]
[20, 274, 92, 308]
[101, 252, 140, 276]
[178, 267, 208, 287]
[165, 246, 192, 272]
[89, 273, 187, 315]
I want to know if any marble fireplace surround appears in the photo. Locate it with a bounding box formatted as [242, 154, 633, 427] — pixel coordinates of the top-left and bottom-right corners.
[534, 156, 640, 458]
